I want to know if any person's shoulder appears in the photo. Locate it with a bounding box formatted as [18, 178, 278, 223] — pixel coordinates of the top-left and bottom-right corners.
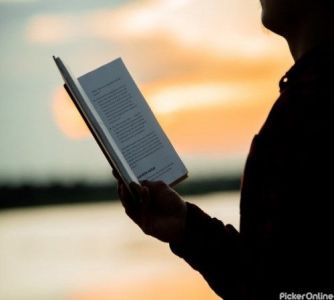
[259, 80, 331, 141]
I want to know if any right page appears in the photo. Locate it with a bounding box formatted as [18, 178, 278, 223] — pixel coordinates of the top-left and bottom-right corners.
[78, 58, 188, 185]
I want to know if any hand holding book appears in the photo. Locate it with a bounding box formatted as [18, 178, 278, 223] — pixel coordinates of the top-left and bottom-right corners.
[115, 175, 187, 243]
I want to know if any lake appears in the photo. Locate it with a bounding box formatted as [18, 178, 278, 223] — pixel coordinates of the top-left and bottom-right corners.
[0, 192, 240, 300]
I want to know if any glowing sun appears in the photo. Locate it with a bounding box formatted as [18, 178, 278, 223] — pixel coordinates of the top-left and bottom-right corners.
[52, 86, 91, 139]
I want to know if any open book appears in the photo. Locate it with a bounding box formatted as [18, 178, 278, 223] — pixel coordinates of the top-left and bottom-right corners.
[53, 56, 188, 192]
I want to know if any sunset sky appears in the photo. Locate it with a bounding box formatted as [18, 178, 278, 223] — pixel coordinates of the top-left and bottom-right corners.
[0, 1, 296, 299]
[0, 0, 293, 184]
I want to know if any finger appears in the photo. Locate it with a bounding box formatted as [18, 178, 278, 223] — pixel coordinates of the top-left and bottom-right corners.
[142, 180, 167, 190]
[129, 182, 143, 202]
[112, 168, 122, 181]
[142, 180, 169, 198]
[119, 182, 144, 225]
[118, 182, 128, 199]
[119, 183, 136, 208]
[140, 185, 151, 213]
[140, 185, 152, 235]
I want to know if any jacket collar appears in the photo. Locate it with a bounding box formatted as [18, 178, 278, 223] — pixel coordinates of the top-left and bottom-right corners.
[279, 45, 334, 93]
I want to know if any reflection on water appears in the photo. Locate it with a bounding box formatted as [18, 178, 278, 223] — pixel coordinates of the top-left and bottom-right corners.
[0, 192, 239, 300]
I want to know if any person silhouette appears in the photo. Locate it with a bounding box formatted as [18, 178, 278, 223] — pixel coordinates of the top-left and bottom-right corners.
[114, 1, 334, 299]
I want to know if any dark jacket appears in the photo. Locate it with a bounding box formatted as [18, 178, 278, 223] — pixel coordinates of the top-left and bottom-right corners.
[170, 47, 334, 299]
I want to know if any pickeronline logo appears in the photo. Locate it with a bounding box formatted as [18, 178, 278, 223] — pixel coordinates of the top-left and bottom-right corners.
[279, 293, 334, 300]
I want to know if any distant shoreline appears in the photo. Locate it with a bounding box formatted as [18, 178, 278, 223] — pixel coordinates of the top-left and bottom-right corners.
[0, 174, 241, 210]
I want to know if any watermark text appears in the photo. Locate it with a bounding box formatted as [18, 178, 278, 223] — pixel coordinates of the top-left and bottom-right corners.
[280, 293, 334, 300]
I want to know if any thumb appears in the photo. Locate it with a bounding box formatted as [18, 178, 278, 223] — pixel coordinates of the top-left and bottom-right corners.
[141, 185, 150, 211]
[129, 182, 150, 211]
[129, 182, 144, 203]
[140, 185, 152, 235]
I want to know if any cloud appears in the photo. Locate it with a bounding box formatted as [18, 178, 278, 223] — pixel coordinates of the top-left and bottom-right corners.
[27, 15, 79, 44]
[29, 0, 291, 117]
[27, 2, 291, 74]
[26, 0, 291, 82]
[26, 0, 283, 56]
[85, 0, 268, 55]
[148, 82, 242, 114]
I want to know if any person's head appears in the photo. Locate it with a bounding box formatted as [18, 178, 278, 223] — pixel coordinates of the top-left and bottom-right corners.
[260, 0, 333, 38]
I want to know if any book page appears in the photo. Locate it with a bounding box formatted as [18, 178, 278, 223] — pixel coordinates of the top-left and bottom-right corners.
[78, 58, 187, 185]
[53, 56, 139, 187]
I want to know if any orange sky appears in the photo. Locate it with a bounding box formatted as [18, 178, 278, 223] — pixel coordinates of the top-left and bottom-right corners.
[53, 49, 290, 155]
[71, 270, 219, 300]
[48, 0, 293, 157]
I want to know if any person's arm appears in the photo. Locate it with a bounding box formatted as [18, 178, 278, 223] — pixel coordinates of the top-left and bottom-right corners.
[114, 174, 243, 299]
[170, 202, 242, 299]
